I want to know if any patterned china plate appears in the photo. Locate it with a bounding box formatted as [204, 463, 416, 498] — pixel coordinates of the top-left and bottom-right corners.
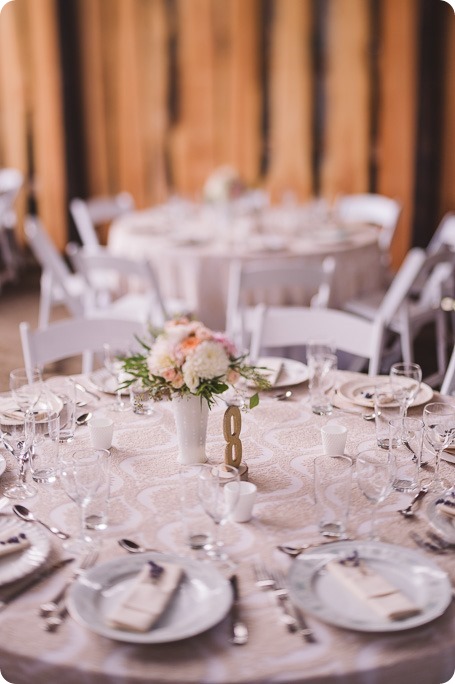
[336, 377, 433, 409]
[0, 516, 51, 586]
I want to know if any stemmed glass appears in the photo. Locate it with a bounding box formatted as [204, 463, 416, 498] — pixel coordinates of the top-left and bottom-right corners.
[422, 402, 455, 493]
[59, 450, 102, 554]
[103, 344, 130, 412]
[9, 367, 43, 413]
[389, 362, 422, 421]
[2, 411, 36, 499]
[356, 448, 396, 540]
[197, 463, 240, 562]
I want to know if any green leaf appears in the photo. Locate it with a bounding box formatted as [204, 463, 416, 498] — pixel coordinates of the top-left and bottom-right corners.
[249, 393, 259, 409]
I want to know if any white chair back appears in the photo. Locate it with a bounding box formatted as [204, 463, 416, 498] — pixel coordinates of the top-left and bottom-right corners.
[249, 304, 384, 375]
[335, 193, 402, 255]
[20, 318, 145, 375]
[67, 244, 169, 325]
[225, 256, 336, 348]
[70, 192, 135, 249]
[426, 212, 455, 255]
[24, 215, 85, 326]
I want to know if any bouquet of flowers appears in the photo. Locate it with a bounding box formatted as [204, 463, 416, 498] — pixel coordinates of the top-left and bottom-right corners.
[120, 318, 269, 408]
[203, 165, 246, 203]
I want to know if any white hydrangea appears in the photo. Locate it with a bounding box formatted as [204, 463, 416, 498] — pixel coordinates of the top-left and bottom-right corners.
[183, 340, 229, 391]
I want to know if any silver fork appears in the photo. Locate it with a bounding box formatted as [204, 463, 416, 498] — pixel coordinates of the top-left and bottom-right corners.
[39, 547, 99, 631]
[253, 562, 297, 633]
[272, 569, 316, 643]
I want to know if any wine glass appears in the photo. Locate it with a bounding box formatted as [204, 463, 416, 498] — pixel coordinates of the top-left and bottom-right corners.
[197, 463, 240, 562]
[103, 344, 130, 412]
[59, 449, 102, 554]
[9, 367, 43, 413]
[389, 362, 422, 421]
[422, 402, 455, 493]
[2, 411, 36, 499]
[356, 448, 396, 540]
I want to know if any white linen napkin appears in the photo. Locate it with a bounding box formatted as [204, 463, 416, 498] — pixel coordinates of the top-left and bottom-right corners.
[0, 533, 30, 558]
[107, 561, 183, 632]
[256, 358, 283, 387]
[326, 555, 420, 621]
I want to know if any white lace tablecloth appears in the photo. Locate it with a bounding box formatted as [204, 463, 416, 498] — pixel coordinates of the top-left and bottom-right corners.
[0, 371, 454, 684]
[108, 208, 385, 330]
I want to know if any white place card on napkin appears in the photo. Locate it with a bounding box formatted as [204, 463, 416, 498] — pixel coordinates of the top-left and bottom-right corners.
[107, 561, 183, 632]
[0, 533, 30, 558]
[326, 556, 421, 621]
[257, 358, 283, 387]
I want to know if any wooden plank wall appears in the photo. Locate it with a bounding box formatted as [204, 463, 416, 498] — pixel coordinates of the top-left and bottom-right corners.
[0, 0, 453, 266]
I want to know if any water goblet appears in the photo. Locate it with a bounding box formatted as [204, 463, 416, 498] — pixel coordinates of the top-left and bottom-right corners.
[59, 449, 102, 554]
[2, 411, 36, 499]
[9, 367, 43, 413]
[422, 402, 455, 493]
[356, 448, 396, 540]
[103, 344, 130, 412]
[389, 362, 422, 422]
[197, 463, 240, 562]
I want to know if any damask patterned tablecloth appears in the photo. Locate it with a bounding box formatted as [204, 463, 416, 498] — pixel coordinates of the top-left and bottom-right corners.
[0, 371, 454, 684]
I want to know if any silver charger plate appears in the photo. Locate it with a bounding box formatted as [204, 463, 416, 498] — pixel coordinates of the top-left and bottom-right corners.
[426, 494, 455, 543]
[67, 552, 232, 643]
[0, 516, 51, 586]
[288, 540, 451, 633]
[337, 377, 433, 409]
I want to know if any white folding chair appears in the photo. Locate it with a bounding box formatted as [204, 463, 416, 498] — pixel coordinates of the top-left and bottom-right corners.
[24, 215, 86, 327]
[69, 192, 135, 249]
[0, 168, 24, 286]
[334, 193, 402, 267]
[342, 247, 455, 386]
[249, 304, 385, 376]
[67, 244, 189, 325]
[440, 344, 455, 395]
[225, 256, 336, 349]
[426, 212, 455, 255]
[20, 318, 146, 375]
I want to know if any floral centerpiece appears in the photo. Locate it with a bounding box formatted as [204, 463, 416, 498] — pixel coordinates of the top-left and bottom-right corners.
[121, 318, 268, 408]
[120, 318, 269, 464]
[203, 165, 246, 203]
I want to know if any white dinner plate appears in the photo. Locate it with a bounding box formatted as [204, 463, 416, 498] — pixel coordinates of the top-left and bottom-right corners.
[288, 540, 451, 633]
[88, 368, 129, 395]
[0, 454, 6, 478]
[255, 357, 309, 389]
[0, 516, 51, 586]
[0, 393, 63, 425]
[67, 552, 232, 643]
[426, 493, 455, 543]
[336, 377, 433, 409]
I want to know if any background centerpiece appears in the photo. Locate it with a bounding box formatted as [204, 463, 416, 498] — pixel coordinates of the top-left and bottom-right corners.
[121, 318, 268, 464]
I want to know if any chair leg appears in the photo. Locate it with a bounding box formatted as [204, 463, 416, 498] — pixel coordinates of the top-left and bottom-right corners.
[435, 311, 448, 383]
[399, 319, 413, 364]
[38, 272, 53, 329]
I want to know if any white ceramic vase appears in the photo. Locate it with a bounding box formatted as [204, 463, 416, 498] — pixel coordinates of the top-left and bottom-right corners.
[172, 394, 209, 465]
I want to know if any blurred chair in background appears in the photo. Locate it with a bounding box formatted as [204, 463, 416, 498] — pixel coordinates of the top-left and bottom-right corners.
[0, 168, 24, 289]
[334, 193, 402, 271]
[225, 256, 336, 350]
[20, 317, 145, 375]
[426, 212, 455, 255]
[69, 192, 135, 249]
[249, 303, 385, 376]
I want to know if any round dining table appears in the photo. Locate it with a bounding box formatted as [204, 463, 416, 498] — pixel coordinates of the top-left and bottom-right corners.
[108, 204, 386, 330]
[0, 369, 454, 684]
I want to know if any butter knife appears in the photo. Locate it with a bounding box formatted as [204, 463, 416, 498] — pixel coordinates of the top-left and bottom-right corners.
[229, 575, 248, 645]
[0, 557, 74, 611]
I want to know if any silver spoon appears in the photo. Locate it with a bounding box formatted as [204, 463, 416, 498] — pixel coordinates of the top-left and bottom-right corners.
[118, 538, 160, 554]
[12, 504, 70, 540]
[275, 390, 292, 401]
[76, 412, 92, 426]
[277, 537, 352, 557]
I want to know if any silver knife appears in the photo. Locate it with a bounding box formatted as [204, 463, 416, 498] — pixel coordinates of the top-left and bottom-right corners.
[229, 575, 248, 645]
[0, 557, 74, 611]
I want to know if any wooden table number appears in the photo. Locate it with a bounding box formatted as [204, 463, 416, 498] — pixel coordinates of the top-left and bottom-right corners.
[223, 405, 248, 480]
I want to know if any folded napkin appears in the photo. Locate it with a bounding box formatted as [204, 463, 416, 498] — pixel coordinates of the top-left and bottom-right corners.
[0, 532, 30, 558]
[0, 397, 48, 424]
[107, 560, 183, 632]
[257, 358, 283, 387]
[326, 552, 420, 621]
